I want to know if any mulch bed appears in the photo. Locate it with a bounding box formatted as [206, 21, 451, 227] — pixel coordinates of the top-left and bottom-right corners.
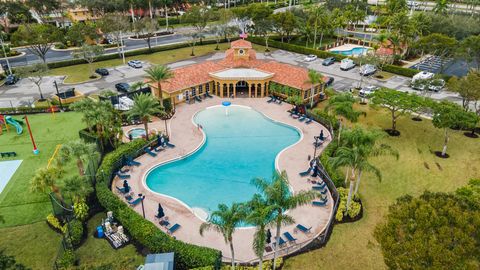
[385, 129, 400, 136]
[434, 151, 450, 159]
[411, 117, 422, 122]
[464, 132, 479, 138]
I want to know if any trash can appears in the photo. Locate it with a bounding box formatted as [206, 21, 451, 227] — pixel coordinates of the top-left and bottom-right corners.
[96, 226, 104, 238]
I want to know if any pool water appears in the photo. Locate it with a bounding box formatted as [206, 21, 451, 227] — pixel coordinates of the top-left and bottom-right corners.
[145, 106, 300, 216]
[128, 128, 146, 139]
[331, 47, 369, 56]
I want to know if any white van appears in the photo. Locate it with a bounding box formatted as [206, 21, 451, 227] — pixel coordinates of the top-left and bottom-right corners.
[411, 71, 434, 83]
[340, 58, 356, 71]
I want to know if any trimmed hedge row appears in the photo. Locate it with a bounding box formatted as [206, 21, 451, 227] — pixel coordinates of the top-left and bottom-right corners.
[47, 39, 226, 69]
[318, 141, 344, 188]
[247, 37, 418, 78]
[95, 140, 222, 270]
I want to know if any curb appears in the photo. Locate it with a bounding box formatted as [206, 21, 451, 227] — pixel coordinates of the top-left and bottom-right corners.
[127, 32, 176, 41]
[1, 51, 26, 59]
[61, 74, 103, 85]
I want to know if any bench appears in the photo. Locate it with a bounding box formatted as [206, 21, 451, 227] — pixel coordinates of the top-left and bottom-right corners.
[0, 152, 17, 158]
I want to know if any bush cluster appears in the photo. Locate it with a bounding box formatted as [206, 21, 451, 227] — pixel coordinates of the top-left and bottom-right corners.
[67, 219, 84, 248]
[95, 140, 222, 270]
[57, 250, 76, 269]
[335, 187, 362, 222]
[318, 142, 344, 188]
[47, 214, 67, 234]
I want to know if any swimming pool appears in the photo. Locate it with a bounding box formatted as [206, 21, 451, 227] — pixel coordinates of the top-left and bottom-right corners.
[331, 47, 369, 56]
[145, 106, 300, 217]
[127, 128, 146, 139]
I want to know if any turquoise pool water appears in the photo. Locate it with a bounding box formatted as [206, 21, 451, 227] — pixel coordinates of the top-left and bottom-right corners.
[145, 106, 300, 215]
[331, 47, 369, 56]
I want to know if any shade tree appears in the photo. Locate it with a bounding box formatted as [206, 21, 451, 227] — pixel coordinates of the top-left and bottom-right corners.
[370, 88, 413, 136]
[16, 63, 49, 101]
[11, 24, 62, 63]
[72, 44, 105, 79]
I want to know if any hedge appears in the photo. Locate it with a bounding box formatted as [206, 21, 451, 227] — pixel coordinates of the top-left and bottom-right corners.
[95, 140, 222, 270]
[247, 37, 419, 78]
[318, 141, 344, 188]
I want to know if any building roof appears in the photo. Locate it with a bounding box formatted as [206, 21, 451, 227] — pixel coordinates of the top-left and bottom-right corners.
[257, 61, 321, 90]
[230, 39, 253, 49]
[210, 68, 274, 80]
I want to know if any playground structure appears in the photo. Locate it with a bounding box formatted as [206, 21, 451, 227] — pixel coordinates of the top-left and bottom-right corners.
[0, 115, 23, 135]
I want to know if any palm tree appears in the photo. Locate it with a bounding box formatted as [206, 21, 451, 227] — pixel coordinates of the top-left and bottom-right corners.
[62, 175, 93, 203]
[199, 203, 245, 269]
[56, 140, 98, 176]
[305, 69, 323, 108]
[246, 194, 274, 270]
[329, 146, 361, 212]
[323, 93, 365, 143]
[127, 93, 162, 140]
[145, 65, 173, 107]
[30, 166, 64, 199]
[251, 171, 319, 270]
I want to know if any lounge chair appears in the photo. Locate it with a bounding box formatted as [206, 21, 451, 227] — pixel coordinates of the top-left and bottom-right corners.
[164, 138, 175, 148]
[159, 220, 170, 227]
[289, 110, 298, 117]
[283, 232, 297, 243]
[125, 194, 134, 201]
[313, 140, 324, 148]
[312, 183, 326, 190]
[126, 157, 141, 166]
[144, 147, 157, 157]
[116, 186, 127, 194]
[128, 197, 143, 207]
[206, 91, 213, 98]
[154, 145, 165, 152]
[195, 96, 202, 102]
[298, 115, 306, 122]
[320, 188, 328, 195]
[277, 99, 283, 104]
[168, 223, 181, 234]
[296, 224, 311, 234]
[119, 167, 130, 173]
[267, 96, 275, 103]
[299, 167, 312, 177]
[273, 236, 286, 247]
[116, 171, 130, 179]
[312, 200, 328, 207]
[305, 117, 313, 124]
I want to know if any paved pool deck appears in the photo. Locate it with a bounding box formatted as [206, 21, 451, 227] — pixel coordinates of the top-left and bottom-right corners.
[114, 97, 334, 263]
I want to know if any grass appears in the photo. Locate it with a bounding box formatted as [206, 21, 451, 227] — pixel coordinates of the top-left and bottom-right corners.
[75, 212, 144, 269]
[283, 36, 337, 49]
[0, 112, 85, 228]
[49, 43, 273, 84]
[283, 103, 480, 270]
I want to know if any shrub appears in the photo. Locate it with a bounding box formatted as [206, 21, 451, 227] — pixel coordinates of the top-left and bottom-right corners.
[191, 258, 283, 270]
[57, 250, 76, 269]
[73, 200, 89, 221]
[47, 214, 67, 234]
[318, 142, 344, 188]
[67, 219, 84, 247]
[335, 187, 362, 222]
[95, 140, 222, 269]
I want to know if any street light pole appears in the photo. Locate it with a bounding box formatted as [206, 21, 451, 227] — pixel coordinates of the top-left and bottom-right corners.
[138, 193, 146, 218]
[53, 80, 64, 111]
[0, 37, 12, 75]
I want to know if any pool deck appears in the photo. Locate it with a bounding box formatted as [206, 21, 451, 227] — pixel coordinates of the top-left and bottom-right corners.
[113, 97, 333, 263]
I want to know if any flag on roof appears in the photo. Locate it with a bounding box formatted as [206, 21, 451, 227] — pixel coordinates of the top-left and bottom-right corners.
[239, 33, 248, 39]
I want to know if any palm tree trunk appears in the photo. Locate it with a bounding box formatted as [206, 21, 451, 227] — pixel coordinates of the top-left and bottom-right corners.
[354, 170, 362, 195]
[442, 128, 449, 156]
[149, 0, 153, 19]
[230, 240, 235, 269]
[344, 167, 349, 185]
[165, 5, 169, 31]
[319, 31, 324, 48]
[346, 169, 355, 212]
[144, 120, 149, 140]
[157, 82, 164, 107]
[130, 3, 135, 22]
[77, 159, 85, 176]
[272, 219, 281, 270]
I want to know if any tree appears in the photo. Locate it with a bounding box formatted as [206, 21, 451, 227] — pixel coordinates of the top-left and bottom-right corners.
[433, 0, 450, 14]
[16, 63, 49, 101]
[457, 35, 480, 70]
[66, 22, 99, 47]
[127, 93, 162, 140]
[413, 33, 457, 72]
[251, 171, 318, 270]
[186, 32, 204, 56]
[61, 175, 93, 221]
[375, 191, 480, 269]
[432, 101, 477, 157]
[447, 70, 480, 111]
[11, 24, 62, 63]
[0, 1, 33, 33]
[305, 69, 323, 108]
[324, 93, 365, 142]
[271, 11, 297, 43]
[30, 166, 63, 198]
[182, 5, 213, 41]
[133, 17, 159, 52]
[456, 179, 480, 210]
[210, 24, 225, 50]
[56, 140, 98, 176]
[72, 44, 105, 79]
[97, 14, 130, 58]
[26, 0, 60, 19]
[144, 65, 173, 107]
[370, 88, 413, 136]
[199, 203, 245, 269]
[246, 194, 274, 270]
[253, 18, 273, 52]
[385, 0, 407, 14]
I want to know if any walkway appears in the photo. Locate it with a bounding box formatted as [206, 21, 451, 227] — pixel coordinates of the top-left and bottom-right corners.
[112, 97, 334, 263]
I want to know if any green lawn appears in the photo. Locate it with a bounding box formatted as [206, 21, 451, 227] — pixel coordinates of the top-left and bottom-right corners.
[49, 43, 272, 84]
[0, 112, 85, 228]
[283, 103, 480, 270]
[75, 212, 144, 269]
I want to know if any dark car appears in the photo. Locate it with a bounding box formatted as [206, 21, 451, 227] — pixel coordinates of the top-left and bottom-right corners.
[322, 57, 335, 66]
[4, 74, 19, 85]
[325, 76, 334, 86]
[115, 83, 130, 93]
[95, 68, 109, 76]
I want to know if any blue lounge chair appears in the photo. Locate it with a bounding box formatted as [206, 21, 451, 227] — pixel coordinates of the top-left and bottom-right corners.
[267, 96, 275, 103]
[289, 110, 298, 117]
[312, 200, 328, 207]
[195, 96, 202, 102]
[168, 223, 181, 234]
[164, 138, 175, 148]
[313, 140, 324, 148]
[116, 171, 130, 179]
[305, 117, 313, 124]
[312, 183, 326, 190]
[274, 236, 286, 247]
[296, 224, 311, 234]
[116, 186, 127, 194]
[298, 115, 306, 122]
[277, 99, 283, 104]
[299, 167, 312, 177]
[128, 197, 143, 207]
[283, 232, 297, 243]
[320, 188, 328, 195]
[144, 147, 157, 157]
[126, 157, 141, 166]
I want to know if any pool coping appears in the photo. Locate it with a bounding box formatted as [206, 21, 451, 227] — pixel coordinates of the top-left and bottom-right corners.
[139, 104, 304, 228]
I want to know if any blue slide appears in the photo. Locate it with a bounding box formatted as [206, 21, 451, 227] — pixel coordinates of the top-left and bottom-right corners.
[5, 116, 23, 135]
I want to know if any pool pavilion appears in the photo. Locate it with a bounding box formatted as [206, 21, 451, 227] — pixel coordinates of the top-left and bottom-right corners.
[148, 39, 327, 104]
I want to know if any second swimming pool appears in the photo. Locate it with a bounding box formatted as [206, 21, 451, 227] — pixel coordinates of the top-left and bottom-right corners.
[145, 105, 300, 216]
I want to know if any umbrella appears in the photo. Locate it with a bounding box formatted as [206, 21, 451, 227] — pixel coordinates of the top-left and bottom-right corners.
[157, 203, 165, 219]
[156, 134, 163, 147]
[266, 229, 272, 244]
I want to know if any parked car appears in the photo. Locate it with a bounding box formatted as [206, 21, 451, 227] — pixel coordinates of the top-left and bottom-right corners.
[325, 76, 334, 86]
[4, 74, 19, 85]
[115, 83, 130, 93]
[359, 64, 377, 76]
[359, 85, 379, 97]
[428, 79, 445, 92]
[128, 60, 142, 68]
[322, 57, 335, 66]
[340, 58, 356, 71]
[95, 68, 109, 76]
[304, 54, 317, 62]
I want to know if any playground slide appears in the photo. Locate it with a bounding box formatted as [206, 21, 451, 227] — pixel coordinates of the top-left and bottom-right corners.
[5, 116, 23, 135]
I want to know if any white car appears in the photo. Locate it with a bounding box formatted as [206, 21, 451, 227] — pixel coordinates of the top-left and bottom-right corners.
[359, 86, 379, 97]
[359, 64, 377, 76]
[340, 58, 356, 71]
[128, 60, 142, 68]
[304, 54, 317, 62]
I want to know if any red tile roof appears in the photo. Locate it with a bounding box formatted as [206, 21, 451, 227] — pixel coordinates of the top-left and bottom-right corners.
[230, 39, 252, 49]
[257, 61, 322, 90]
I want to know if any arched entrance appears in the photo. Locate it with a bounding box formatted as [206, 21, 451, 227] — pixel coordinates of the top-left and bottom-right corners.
[235, 81, 249, 97]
